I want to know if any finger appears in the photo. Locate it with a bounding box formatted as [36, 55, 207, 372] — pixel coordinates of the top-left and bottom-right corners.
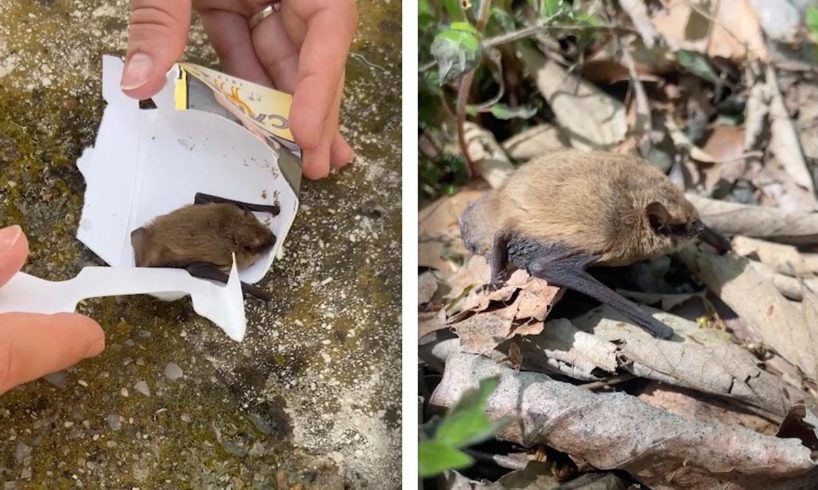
[251, 12, 299, 91]
[0, 313, 105, 395]
[330, 133, 354, 168]
[121, 0, 192, 99]
[287, 0, 356, 150]
[199, 9, 274, 86]
[0, 225, 27, 287]
[326, 74, 353, 168]
[301, 136, 332, 180]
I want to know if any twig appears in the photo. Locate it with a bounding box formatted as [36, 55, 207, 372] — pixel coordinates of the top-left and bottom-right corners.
[618, 36, 652, 156]
[579, 374, 635, 391]
[481, 23, 636, 50]
[456, 70, 478, 178]
[455, 0, 493, 179]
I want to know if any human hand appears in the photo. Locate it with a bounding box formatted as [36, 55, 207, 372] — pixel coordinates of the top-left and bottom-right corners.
[120, 0, 357, 180]
[0, 226, 105, 395]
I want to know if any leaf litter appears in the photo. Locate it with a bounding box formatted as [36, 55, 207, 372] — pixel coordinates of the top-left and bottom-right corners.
[419, 0, 818, 487]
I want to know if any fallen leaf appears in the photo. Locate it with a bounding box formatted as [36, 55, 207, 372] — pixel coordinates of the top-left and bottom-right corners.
[419, 271, 440, 305]
[679, 244, 818, 381]
[688, 194, 818, 245]
[516, 44, 627, 150]
[501, 124, 569, 162]
[419, 241, 458, 275]
[637, 382, 778, 435]
[451, 303, 520, 354]
[464, 122, 516, 189]
[766, 65, 817, 199]
[420, 308, 449, 338]
[732, 236, 818, 277]
[748, 0, 802, 43]
[620, 0, 660, 48]
[651, 0, 768, 62]
[617, 290, 700, 311]
[430, 353, 816, 489]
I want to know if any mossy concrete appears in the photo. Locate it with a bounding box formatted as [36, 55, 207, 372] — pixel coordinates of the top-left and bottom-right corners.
[0, 0, 401, 488]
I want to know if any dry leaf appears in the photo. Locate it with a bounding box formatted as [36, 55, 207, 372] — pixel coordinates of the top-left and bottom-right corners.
[620, 0, 659, 48]
[464, 122, 516, 189]
[617, 290, 700, 311]
[419, 184, 488, 279]
[679, 245, 818, 381]
[651, 0, 768, 62]
[766, 65, 817, 200]
[451, 302, 521, 354]
[730, 237, 818, 297]
[419, 182, 488, 243]
[446, 254, 492, 303]
[430, 353, 816, 489]
[419, 308, 448, 338]
[665, 116, 717, 163]
[748, 0, 802, 43]
[688, 194, 818, 245]
[501, 124, 569, 162]
[448, 269, 561, 354]
[516, 44, 627, 150]
[637, 382, 778, 435]
[419, 241, 457, 275]
[419, 271, 439, 305]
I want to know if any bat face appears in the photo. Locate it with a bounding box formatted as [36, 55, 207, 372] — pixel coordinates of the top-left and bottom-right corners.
[230, 208, 277, 269]
[643, 197, 731, 255]
[132, 203, 276, 271]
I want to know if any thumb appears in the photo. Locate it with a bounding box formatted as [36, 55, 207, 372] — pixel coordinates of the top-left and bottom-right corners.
[0, 225, 27, 288]
[121, 0, 192, 99]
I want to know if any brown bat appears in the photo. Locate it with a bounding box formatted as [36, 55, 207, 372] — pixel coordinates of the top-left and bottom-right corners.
[131, 193, 278, 300]
[459, 150, 731, 339]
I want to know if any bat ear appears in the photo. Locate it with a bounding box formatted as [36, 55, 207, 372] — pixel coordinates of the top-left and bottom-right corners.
[131, 227, 152, 266]
[645, 201, 671, 233]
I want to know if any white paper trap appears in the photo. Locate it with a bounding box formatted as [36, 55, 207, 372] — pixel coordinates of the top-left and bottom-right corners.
[0, 56, 303, 341]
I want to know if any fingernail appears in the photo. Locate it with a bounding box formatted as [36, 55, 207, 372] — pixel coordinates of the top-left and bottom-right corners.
[0, 225, 22, 253]
[120, 52, 154, 90]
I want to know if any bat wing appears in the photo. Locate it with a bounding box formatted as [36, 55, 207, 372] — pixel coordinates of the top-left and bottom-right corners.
[522, 244, 673, 339]
[185, 262, 272, 301]
[194, 192, 280, 216]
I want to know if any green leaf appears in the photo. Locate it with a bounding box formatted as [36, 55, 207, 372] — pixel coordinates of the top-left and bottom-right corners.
[674, 49, 719, 84]
[489, 6, 516, 32]
[419, 0, 435, 31]
[418, 441, 474, 478]
[435, 377, 507, 447]
[489, 103, 538, 120]
[674, 49, 722, 99]
[542, 0, 566, 17]
[808, 6, 818, 38]
[430, 24, 481, 84]
[443, 0, 467, 21]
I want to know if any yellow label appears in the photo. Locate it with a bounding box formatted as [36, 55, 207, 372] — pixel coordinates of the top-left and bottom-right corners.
[176, 62, 295, 143]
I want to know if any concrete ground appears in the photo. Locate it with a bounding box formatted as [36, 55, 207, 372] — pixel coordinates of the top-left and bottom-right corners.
[0, 0, 402, 488]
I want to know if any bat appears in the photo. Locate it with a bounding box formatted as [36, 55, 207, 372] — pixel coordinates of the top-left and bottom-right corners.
[459, 150, 731, 339]
[131, 193, 278, 300]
